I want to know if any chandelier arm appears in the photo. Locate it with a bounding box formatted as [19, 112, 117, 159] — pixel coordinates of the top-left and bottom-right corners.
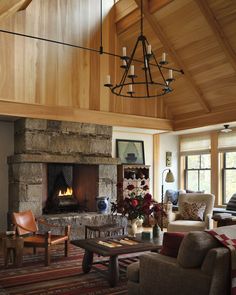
[159, 65, 184, 74]
[152, 51, 168, 86]
[0, 29, 185, 75]
[142, 38, 150, 97]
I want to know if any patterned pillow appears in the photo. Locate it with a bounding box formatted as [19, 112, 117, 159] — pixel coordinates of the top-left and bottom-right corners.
[180, 202, 206, 221]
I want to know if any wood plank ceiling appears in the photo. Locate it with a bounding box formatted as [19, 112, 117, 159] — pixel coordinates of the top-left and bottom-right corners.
[0, 0, 235, 131]
[116, 0, 236, 130]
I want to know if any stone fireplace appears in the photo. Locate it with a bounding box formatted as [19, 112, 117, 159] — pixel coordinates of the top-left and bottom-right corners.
[7, 119, 124, 239]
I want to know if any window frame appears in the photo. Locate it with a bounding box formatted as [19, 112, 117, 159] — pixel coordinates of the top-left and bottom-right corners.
[184, 154, 211, 192]
[222, 152, 236, 204]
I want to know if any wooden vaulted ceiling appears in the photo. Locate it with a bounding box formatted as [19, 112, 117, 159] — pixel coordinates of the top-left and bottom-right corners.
[116, 0, 236, 130]
[0, 0, 235, 131]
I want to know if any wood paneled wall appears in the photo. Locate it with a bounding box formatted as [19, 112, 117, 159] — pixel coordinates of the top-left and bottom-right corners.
[0, 0, 166, 128]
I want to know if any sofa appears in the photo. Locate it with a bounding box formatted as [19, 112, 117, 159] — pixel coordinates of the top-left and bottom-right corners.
[127, 231, 230, 295]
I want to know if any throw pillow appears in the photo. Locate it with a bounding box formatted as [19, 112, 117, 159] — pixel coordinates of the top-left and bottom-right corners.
[177, 231, 220, 268]
[160, 232, 186, 258]
[180, 201, 206, 221]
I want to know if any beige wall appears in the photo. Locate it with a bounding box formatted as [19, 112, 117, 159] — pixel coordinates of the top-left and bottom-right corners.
[112, 127, 154, 196]
[0, 121, 14, 231]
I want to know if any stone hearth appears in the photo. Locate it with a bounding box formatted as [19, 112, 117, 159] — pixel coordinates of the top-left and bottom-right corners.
[8, 118, 120, 219]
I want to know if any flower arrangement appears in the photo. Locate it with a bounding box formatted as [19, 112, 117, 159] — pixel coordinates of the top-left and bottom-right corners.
[111, 181, 164, 224]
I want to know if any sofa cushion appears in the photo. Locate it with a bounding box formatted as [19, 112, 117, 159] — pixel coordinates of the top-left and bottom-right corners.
[160, 232, 186, 258]
[177, 231, 220, 268]
[180, 201, 206, 221]
[127, 261, 140, 283]
[168, 220, 206, 232]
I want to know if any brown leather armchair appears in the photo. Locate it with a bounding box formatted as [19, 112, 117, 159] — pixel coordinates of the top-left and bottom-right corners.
[12, 210, 71, 266]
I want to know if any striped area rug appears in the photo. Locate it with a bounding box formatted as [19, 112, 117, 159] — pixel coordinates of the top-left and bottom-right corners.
[0, 245, 138, 295]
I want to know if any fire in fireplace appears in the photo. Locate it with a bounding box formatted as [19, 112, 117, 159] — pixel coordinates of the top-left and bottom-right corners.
[43, 164, 99, 214]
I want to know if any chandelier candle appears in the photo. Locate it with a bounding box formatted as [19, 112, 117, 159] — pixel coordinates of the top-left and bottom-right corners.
[162, 52, 166, 62]
[169, 69, 173, 79]
[122, 47, 127, 57]
[147, 44, 152, 55]
[130, 65, 134, 76]
[106, 75, 111, 85]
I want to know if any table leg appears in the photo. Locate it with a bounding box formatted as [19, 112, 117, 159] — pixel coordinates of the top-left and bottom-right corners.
[82, 250, 94, 273]
[109, 255, 119, 287]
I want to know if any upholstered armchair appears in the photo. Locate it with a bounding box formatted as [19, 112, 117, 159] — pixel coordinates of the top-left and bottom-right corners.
[167, 193, 215, 232]
[12, 210, 71, 266]
[127, 231, 230, 295]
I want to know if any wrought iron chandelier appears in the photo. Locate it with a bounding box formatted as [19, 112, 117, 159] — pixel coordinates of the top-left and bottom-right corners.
[0, 0, 184, 99]
[104, 0, 184, 98]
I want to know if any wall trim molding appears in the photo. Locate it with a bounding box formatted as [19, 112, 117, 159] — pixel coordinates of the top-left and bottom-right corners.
[0, 99, 173, 131]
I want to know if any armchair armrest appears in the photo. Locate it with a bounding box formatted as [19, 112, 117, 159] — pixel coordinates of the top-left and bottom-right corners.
[167, 211, 181, 222]
[205, 213, 213, 229]
[38, 219, 71, 237]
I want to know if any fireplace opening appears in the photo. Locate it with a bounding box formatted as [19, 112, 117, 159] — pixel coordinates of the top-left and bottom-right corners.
[43, 164, 99, 214]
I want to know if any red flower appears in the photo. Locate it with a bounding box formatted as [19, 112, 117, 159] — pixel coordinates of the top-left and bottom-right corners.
[131, 199, 139, 207]
[144, 193, 152, 202]
[127, 184, 135, 191]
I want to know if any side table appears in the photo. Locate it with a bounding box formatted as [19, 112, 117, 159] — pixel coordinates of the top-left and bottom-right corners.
[85, 224, 125, 239]
[2, 236, 24, 267]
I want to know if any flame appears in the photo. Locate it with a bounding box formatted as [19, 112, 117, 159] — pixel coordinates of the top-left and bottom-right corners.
[58, 187, 73, 197]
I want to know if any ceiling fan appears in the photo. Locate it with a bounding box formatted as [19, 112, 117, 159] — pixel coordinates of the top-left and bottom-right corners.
[221, 124, 232, 133]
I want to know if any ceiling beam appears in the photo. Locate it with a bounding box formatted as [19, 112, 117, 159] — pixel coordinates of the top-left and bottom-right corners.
[148, 0, 174, 14]
[18, 0, 32, 11]
[0, 0, 32, 21]
[134, 0, 211, 113]
[115, 0, 137, 23]
[174, 107, 236, 131]
[194, 0, 236, 73]
[116, 8, 140, 35]
[0, 100, 173, 131]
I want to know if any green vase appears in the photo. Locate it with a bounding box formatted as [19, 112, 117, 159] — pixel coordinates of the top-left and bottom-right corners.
[153, 224, 160, 238]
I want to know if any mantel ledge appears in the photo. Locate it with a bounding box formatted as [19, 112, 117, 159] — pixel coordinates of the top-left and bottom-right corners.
[7, 154, 121, 165]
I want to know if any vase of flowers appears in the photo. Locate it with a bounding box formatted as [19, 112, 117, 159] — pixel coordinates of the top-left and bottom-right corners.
[127, 219, 138, 237]
[111, 182, 164, 234]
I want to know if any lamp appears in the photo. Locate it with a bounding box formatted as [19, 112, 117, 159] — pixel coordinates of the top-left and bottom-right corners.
[104, 0, 184, 98]
[161, 168, 175, 231]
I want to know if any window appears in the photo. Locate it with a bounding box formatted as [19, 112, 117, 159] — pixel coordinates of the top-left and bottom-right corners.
[222, 152, 236, 204]
[185, 154, 211, 193]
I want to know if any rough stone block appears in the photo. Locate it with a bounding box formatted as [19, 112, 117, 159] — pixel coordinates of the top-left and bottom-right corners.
[95, 125, 112, 138]
[25, 132, 50, 153]
[9, 163, 43, 183]
[99, 165, 117, 181]
[98, 180, 113, 199]
[14, 118, 47, 133]
[19, 201, 42, 217]
[60, 121, 83, 134]
[47, 120, 61, 131]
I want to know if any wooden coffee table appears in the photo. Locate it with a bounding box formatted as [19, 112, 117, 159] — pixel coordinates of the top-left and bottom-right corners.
[71, 234, 163, 287]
